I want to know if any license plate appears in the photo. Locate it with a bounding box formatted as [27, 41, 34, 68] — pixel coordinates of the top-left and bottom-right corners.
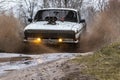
[45, 39, 57, 44]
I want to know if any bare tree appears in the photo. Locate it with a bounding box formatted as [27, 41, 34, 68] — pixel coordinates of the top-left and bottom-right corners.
[70, 0, 83, 9]
[0, 0, 5, 12]
[43, 0, 50, 8]
[44, 0, 83, 9]
[18, 0, 42, 25]
[43, 0, 48, 8]
[64, 0, 68, 8]
[97, 0, 107, 12]
[0, 0, 4, 6]
[59, 0, 62, 8]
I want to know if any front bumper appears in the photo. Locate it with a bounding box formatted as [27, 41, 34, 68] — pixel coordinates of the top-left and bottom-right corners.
[23, 38, 78, 44]
[24, 30, 78, 44]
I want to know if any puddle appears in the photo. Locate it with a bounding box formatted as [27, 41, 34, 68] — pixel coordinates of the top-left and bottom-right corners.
[0, 56, 33, 63]
[0, 53, 84, 75]
[4, 69, 16, 71]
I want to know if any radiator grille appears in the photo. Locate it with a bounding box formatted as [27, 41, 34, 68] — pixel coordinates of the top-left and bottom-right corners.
[24, 30, 75, 39]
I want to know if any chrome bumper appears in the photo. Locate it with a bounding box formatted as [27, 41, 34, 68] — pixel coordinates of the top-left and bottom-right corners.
[23, 38, 78, 44]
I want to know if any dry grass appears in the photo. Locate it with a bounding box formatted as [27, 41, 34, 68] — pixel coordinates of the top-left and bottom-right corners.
[0, 14, 24, 52]
[72, 42, 120, 80]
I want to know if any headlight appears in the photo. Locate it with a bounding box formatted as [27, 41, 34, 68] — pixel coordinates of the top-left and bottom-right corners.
[58, 38, 63, 43]
[33, 38, 42, 43]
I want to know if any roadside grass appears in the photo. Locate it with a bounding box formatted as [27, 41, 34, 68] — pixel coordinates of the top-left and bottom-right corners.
[72, 42, 120, 80]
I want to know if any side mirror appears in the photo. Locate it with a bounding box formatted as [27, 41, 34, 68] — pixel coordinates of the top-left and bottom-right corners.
[80, 19, 85, 23]
[80, 19, 86, 27]
[28, 18, 33, 23]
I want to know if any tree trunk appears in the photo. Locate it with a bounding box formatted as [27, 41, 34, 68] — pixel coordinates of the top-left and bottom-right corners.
[65, 0, 68, 8]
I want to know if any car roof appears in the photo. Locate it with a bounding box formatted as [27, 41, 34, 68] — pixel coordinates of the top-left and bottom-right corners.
[40, 8, 78, 12]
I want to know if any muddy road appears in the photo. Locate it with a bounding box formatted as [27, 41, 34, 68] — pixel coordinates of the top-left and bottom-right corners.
[0, 52, 94, 80]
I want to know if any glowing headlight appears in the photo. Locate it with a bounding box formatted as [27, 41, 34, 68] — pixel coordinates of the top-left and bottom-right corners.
[58, 38, 63, 43]
[37, 38, 41, 41]
[33, 38, 42, 43]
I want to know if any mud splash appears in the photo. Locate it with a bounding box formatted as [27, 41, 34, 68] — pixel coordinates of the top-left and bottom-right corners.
[0, 0, 120, 53]
[19, 0, 120, 53]
[79, 0, 120, 52]
[0, 14, 24, 53]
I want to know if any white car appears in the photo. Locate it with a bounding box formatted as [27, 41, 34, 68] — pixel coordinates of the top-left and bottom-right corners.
[24, 8, 86, 44]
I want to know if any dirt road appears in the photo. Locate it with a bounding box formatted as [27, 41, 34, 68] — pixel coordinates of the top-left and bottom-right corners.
[0, 53, 95, 80]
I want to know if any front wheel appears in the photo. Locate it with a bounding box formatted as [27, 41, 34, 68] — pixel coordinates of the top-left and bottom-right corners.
[67, 43, 80, 52]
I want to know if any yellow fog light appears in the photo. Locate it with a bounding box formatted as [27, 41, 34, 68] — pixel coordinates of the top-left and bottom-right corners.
[33, 38, 42, 43]
[58, 38, 63, 43]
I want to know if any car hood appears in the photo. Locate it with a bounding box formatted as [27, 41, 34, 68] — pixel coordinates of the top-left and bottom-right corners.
[24, 21, 83, 32]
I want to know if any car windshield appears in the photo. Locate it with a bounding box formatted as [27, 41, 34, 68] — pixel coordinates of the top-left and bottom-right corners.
[34, 9, 78, 22]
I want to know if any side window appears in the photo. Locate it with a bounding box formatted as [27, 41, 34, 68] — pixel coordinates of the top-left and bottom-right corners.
[34, 10, 43, 21]
[64, 11, 77, 22]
